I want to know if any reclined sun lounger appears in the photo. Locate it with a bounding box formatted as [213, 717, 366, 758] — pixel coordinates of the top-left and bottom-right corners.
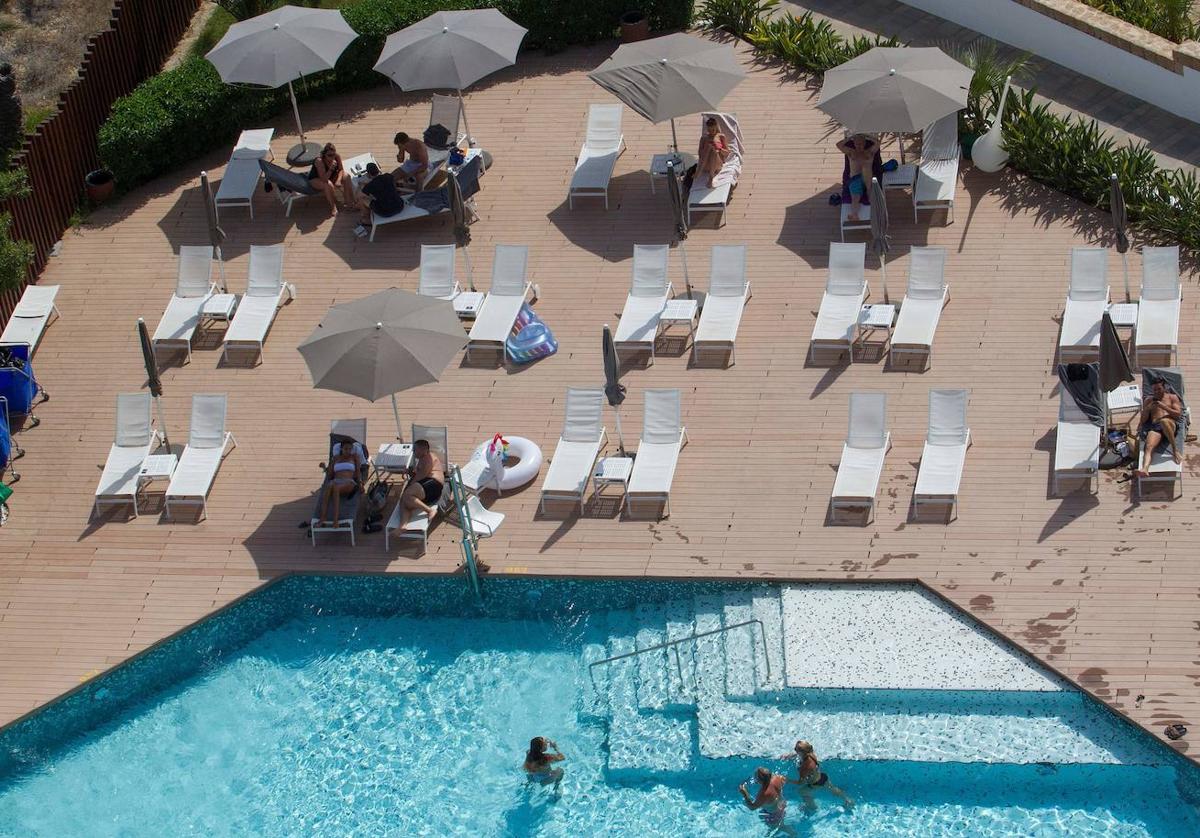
[259, 159, 322, 217]
[627, 389, 687, 519]
[385, 424, 451, 552]
[913, 113, 960, 224]
[1053, 387, 1100, 496]
[223, 245, 295, 363]
[1136, 367, 1188, 499]
[1134, 246, 1181, 367]
[165, 394, 237, 521]
[569, 104, 625, 209]
[0, 284, 60, 352]
[913, 389, 970, 520]
[694, 244, 750, 365]
[92, 393, 161, 519]
[831, 392, 890, 524]
[420, 93, 468, 188]
[891, 246, 949, 368]
[370, 155, 482, 241]
[310, 419, 370, 546]
[615, 244, 672, 364]
[465, 245, 532, 362]
[689, 112, 743, 227]
[153, 246, 219, 363]
[1059, 247, 1109, 361]
[417, 244, 461, 301]
[540, 387, 608, 514]
[213, 128, 274, 221]
[810, 242, 868, 363]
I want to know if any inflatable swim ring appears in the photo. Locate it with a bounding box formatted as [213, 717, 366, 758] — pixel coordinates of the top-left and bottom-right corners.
[506, 304, 558, 364]
[467, 435, 543, 491]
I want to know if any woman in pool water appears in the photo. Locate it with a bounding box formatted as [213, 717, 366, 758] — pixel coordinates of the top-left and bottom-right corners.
[524, 737, 565, 792]
[780, 740, 854, 812]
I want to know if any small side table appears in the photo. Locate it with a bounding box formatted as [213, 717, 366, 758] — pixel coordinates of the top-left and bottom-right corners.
[649, 152, 697, 194]
[859, 304, 896, 349]
[453, 291, 485, 320]
[375, 442, 413, 474]
[138, 453, 177, 495]
[661, 298, 698, 347]
[593, 456, 633, 504]
[1107, 383, 1142, 425]
[1107, 302, 1138, 330]
[203, 294, 238, 328]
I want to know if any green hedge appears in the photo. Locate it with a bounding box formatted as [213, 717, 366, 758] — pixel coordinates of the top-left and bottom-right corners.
[99, 0, 692, 191]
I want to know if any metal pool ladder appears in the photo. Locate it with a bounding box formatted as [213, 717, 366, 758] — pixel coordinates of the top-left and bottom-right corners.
[587, 619, 771, 691]
[447, 465, 482, 603]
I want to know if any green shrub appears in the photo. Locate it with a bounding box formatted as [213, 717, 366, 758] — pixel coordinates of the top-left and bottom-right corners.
[697, 0, 779, 37]
[0, 212, 33, 293]
[102, 0, 693, 191]
[1081, 0, 1198, 44]
[947, 41, 1034, 137]
[747, 11, 899, 74]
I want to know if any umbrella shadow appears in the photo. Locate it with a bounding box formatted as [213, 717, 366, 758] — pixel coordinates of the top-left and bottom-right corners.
[1033, 424, 1101, 541]
[545, 172, 675, 261]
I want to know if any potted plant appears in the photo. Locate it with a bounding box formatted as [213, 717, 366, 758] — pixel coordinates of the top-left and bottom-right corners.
[620, 10, 649, 43]
[85, 169, 115, 204]
[949, 42, 1032, 160]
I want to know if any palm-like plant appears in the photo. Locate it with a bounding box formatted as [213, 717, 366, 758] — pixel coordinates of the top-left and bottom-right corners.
[948, 41, 1034, 138]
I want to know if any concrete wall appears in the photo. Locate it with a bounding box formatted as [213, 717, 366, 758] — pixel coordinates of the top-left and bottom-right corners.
[898, 0, 1200, 124]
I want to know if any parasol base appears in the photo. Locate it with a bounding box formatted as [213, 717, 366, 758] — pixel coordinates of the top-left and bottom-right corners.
[286, 141, 322, 168]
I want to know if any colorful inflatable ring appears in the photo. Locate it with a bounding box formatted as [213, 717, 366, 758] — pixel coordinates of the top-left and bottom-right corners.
[469, 435, 543, 491]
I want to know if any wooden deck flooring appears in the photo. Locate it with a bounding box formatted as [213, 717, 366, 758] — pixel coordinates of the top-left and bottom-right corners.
[1, 37, 1197, 760]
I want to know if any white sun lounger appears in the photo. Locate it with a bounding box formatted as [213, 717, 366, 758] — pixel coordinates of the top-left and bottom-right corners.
[1059, 248, 1109, 361]
[465, 245, 532, 362]
[627, 389, 687, 519]
[417, 244, 461, 301]
[1135, 246, 1181, 366]
[213, 128, 274, 221]
[92, 393, 161, 519]
[540, 387, 608, 514]
[0, 284, 60, 352]
[165, 394, 237, 520]
[223, 245, 295, 363]
[386, 424, 450, 552]
[1053, 390, 1100, 495]
[153, 246, 219, 363]
[811, 242, 868, 363]
[891, 246, 949, 368]
[694, 244, 750, 365]
[913, 389, 970, 520]
[569, 104, 625, 209]
[369, 154, 483, 240]
[831, 392, 891, 524]
[310, 419, 370, 546]
[615, 244, 672, 364]
[913, 113, 960, 224]
[689, 112, 744, 227]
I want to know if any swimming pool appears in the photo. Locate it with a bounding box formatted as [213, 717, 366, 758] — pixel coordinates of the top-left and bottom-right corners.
[1, 577, 1197, 836]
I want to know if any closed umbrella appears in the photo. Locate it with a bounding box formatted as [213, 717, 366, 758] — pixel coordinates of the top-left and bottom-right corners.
[137, 318, 169, 450]
[199, 170, 227, 290]
[589, 33, 746, 154]
[869, 176, 891, 303]
[818, 46, 970, 133]
[665, 158, 692, 298]
[447, 168, 475, 291]
[298, 288, 467, 439]
[206, 6, 358, 165]
[374, 9, 528, 146]
[602, 324, 626, 455]
[1110, 173, 1131, 302]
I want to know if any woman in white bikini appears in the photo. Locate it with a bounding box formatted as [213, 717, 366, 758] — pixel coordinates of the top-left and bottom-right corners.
[316, 443, 362, 526]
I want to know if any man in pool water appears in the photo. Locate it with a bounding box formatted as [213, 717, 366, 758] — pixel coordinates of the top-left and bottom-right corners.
[524, 736, 566, 795]
[779, 740, 854, 812]
[740, 766, 795, 835]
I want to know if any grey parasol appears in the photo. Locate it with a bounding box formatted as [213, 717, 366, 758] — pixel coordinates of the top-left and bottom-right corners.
[205, 6, 358, 165]
[818, 47, 970, 133]
[589, 33, 746, 154]
[869, 176, 891, 303]
[447, 168, 476, 291]
[1110, 173, 1131, 302]
[1099, 310, 1134, 441]
[199, 171, 227, 289]
[136, 318, 169, 450]
[665, 159, 692, 298]
[298, 288, 467, 439]
[374, 9, 528, 146]
[602, 324, 626, 454]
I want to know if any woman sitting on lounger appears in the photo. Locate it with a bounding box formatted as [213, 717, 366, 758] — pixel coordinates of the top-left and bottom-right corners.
[317, 442, 363, 526]
[698, 117, 730, 186]
[308, 143, 354, 213]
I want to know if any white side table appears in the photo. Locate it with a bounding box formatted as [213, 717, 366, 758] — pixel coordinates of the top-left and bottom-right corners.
[859, 304, 896, 345]
[661, 298, 698, 346]
[1107, 302, 1138, 330]
[649, 152, 697, 194]
[453, 291, 485, 320]
[138, 454, 177, 494]
[593, 456, 633, 503]
[203, 294, 238, 327]
[375, 442, 413, 474]
[1107, 383, 1142, 422]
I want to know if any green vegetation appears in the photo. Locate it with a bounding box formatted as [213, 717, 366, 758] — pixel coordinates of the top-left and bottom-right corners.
[946, 42, 1034, 137]
[102, 0, 693, 192]
[1081, 0, 1198, 44]
[193, 1, 350, 58]
[745, 11, 900, 72]
[0, 212, 33, 293]
[0, 166, 31, 200]
[22, 105, 53, 135]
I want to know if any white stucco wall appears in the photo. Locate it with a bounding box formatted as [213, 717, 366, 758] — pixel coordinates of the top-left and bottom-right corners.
[898, 0, 1200, 123]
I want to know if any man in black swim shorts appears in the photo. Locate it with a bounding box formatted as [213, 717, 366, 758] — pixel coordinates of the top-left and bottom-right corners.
[398, 439, 444, 529]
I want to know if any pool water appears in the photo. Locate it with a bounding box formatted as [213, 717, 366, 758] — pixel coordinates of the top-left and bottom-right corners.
[0, 577, 1197, 837]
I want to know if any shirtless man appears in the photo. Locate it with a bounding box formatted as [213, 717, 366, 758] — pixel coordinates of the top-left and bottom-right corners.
[740, 767, 795, 836]
[835, 133, 879, 221]
[398, 439, 444, 529]
[393, 131, 429, 188]
[1131, 380, 1183, 477]
[779, 740, 854, 812]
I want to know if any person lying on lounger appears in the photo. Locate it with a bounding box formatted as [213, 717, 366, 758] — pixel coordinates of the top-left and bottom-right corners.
[316, 442, 364, 526]
[1131, 379, 1183, 477]
[698, 116, 730, 185]
[836, 134, 879, 222]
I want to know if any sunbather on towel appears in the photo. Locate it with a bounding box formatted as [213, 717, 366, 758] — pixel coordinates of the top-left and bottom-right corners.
[316, 442, 364, 526]
[836, 134, 879, 221]
[1131, 379, 1183, 476]
[398, 439, 445, 530]
[698, 116, 730, 187]
[353, 163, 405, 238]
[392, 132, 429, 188]
[308, 143, 354, 213]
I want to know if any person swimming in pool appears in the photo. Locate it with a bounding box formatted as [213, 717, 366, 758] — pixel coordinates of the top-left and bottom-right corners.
[836, 133, 878, 222]
[524, 736, 565, 793]
[780, 740, 854, 812]
[740, 766, 795, 835]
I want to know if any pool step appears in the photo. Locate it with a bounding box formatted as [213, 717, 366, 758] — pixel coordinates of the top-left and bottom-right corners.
[691, 595, 727, 703]
[633, 603, 670, 711]
[750, 586, 786, 693]
[721, 589, 757, 698]
[579, 642, 610, 720]
[663, 598, 698, 707]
